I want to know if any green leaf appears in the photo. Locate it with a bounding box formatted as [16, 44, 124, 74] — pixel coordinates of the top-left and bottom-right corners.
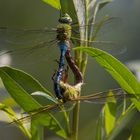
[107, 105, 140, 140]
[0, 102, 31, 138]
[131, 119, 140, 140]
[0, 66, 67, 139]
[31, 121, 44, 140]
[42, 0, 61, 10]
[0, 66, 42, 112]
[0, 66, 53, 110]
[104, 91, 116, 136]
[31, 91, 58, 104]
[31, 113, 67, 139]
[74, 47, 140, 110]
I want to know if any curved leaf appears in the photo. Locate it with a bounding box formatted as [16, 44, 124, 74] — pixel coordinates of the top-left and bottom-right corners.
[0, 67, 41, 111]
[0, 67, 53, 109]
[31, 91, 58, 104]
[74, 47, 140, 110]
[0, 66, 67, 139]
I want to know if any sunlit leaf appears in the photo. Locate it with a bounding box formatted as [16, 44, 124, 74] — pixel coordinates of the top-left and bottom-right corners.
[0, 102, 31, 138]
[42, 0, 61, 10]
[31, 91, 58, 104]
[104, 91, 116, 135]
[0, 103, 15, 117]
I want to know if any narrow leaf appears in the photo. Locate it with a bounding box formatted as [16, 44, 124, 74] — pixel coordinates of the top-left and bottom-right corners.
[31, 91, 58, 104]
[0, 67, 41, 112]
[74, 47, 140, 110]
[0, 66, 67, 139]
[104, 91, 116, 135]
[107, 105, 140, 140]
[0, 103, 31, 138]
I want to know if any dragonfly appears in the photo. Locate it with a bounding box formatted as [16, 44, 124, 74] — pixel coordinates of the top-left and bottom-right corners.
[0, 13, 123, 67]
[0, 13, 123, 99]
[10, 85, 139, 124]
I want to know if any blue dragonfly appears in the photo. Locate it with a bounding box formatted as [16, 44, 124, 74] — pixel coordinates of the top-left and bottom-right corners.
[0, 13, 124, 99]
[0, 13, 123, 67]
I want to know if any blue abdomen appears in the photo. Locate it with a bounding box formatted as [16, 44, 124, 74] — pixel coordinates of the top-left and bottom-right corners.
[58, 41, 69, 68]
[53, 41, 69, 99]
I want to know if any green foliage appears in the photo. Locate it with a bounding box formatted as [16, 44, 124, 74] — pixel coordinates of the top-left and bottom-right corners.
[0, 67, 67, 139]
[74, 47, 140, 139]
[131, 119, 140, 140]
[0, 0, 140, 140]
[0, 102, 31, 138]
[107, 105, 140, 140]
[74, 47, 140, 110]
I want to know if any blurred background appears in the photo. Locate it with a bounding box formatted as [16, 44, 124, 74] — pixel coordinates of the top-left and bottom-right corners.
[0, 0, 140, 139]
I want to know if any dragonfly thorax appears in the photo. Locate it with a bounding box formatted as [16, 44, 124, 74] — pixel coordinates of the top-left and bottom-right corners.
[56, 23, 71, 42]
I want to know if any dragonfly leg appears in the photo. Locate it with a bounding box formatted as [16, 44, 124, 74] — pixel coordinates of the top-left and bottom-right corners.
[54, 59, 60, 65]
[52, 70, 57, 81]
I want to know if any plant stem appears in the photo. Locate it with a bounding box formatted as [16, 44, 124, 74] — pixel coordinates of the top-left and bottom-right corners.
[72, 1, 89, 139]
[3, 106, 31, 139]
[71, 101, 80, 140]
[81, 0, 88, 75]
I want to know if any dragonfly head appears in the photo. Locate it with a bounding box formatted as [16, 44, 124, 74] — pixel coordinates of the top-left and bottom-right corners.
[59, 13, 72, 25]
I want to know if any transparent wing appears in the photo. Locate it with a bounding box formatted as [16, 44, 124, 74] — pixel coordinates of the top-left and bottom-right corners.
[72, 16, 121, 38]
[9, 102, 75, 124]
[0, 27, 57, 45]
[71, 16, 125, 55]
[0, 16, 123, 67]
[0, 27, 59, 66]
[74, 88, 139, 103]
[8, 88, 139, 124]
[71, 38, 126, 55]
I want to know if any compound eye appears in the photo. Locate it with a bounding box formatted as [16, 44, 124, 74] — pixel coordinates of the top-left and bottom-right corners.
[59, 13, 72, 24]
